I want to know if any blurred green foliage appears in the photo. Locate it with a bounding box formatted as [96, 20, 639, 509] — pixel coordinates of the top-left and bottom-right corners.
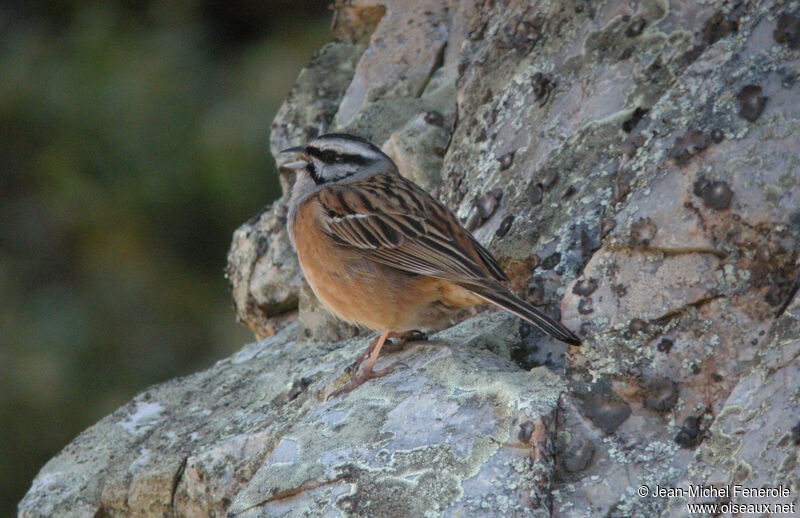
[0, 1, 330, 514]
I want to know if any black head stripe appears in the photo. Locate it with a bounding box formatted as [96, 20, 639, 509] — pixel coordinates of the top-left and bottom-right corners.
[306, 161, 324, 185]
[306, 146, 370, 166]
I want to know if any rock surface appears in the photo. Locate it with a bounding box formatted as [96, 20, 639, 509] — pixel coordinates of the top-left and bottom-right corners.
[21, 0, 800, 517]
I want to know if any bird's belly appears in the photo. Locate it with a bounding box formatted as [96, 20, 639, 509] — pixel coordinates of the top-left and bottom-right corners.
[293, 200, 483, 331]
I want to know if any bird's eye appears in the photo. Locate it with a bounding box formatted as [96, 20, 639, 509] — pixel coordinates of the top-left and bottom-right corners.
[320, 150, 338, 163]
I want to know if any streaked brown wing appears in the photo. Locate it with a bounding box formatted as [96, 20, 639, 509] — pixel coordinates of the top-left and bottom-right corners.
[316, 173, 509, 284]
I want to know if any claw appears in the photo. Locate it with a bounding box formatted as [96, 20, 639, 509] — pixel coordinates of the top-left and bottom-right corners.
[327, 361, 401, 399]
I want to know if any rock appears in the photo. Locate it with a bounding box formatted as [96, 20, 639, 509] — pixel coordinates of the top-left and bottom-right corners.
[19, 316, 566, 518]
[226, 202, 302, 339]
[21, 0, 800, 516]
[334, 0, 451, 128]
[227, 41, 367, 338]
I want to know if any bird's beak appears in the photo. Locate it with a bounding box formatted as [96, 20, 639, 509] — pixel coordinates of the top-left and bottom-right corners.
[279, 145, 309, 170]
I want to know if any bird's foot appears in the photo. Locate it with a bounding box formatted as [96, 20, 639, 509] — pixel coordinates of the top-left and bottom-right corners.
[327, 362, 400, 400]
[383, 330, 428, 353]
[346, 335, 383, 373]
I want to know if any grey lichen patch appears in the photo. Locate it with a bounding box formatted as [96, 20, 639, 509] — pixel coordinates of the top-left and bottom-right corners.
[227, 203, 303, 339]
[270, 41, 367, 169]
[229, 315, 565, 516]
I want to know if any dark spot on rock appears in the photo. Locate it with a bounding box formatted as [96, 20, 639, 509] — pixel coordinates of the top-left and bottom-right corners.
[495, 215, 514, 237]
[681, 44, 705, 67]
[538, 168, 559, 189]
[695, 180, 733, 210]
[693, 178, 710, 197]
[737, 84, 767, 122]
[618, 45, 634, 60]
[643, 377, 679, 412]
[562, 184, 577, 199]
[467, 19, 488, 41]
[498, 151, 515, 170]
[573, 278, 598, 296]
[645, 56, 665, 84]
[622, 133, 645, 158]
[433, 146, 446, 157]
[529, 184, 544, 205]
[475, 188, 503, 221]
[465, 211, 481, 231]
[622, 107, 648, 133]
[774, 13, 800, 49]
[256, 236, 270, 258]
[579, 321, 592, 336]
[710, 128, 725, 143]
[424, 111, 444, 127]
[750, 338, 758, 346]
[577, 298, 593, 315]
[531, 72, 555, 107]
[628, 318, 648, 334]
[518, 420, 536, 442]
[499, 14, 546, 54]
[578, 384, 632, 434]
[482, 89, 493, 104]
[563, 439, 594, 472]
[601, 218, 616, 237]
[701, 11, 738, 46]
[690, 363, 700, 374]
[669, 129, 710, 164]
[792, 422, 800, 445]
[711, 373, 723, 382]
[675, 415, 706, 448]
[625, 17, 646, 37]
[542, 252, 561, 270]
[615, 167, 634, 202]
[288, 377, 313, 401]
[778, 66, 799, 88]
[519, 322, 531, 338]
[657, 338, 674, 353]
[527, 277, 546, 305]
[579, 226, 601, 262]
[765, 286, 784, 306]
[630, 217, 657, 246]
[612, 284, 627, 298]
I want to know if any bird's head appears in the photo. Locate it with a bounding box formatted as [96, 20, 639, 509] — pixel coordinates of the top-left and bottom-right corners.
[280, 133, 391, 186]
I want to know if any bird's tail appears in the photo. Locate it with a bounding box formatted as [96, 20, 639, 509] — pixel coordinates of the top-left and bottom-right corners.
[466, 281, 581, 346]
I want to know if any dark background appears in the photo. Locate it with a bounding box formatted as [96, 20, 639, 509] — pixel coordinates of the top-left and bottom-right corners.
[0, 1, 330, 514]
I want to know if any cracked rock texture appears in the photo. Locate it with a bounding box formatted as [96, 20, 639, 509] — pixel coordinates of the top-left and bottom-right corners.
[21, 0, 800, 517]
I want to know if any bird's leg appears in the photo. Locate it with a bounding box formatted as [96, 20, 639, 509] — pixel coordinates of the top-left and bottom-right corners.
[329, 329, 394, 398]
[361, 329, 395, 378]
[348, 333, 383, 373]
[348, 330, 426, 372]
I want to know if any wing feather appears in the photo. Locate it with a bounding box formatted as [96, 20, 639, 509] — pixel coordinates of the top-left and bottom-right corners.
[316, 174, 508, 285]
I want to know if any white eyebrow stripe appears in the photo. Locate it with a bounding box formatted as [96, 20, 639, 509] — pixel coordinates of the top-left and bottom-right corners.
[319, 140, 380, 159]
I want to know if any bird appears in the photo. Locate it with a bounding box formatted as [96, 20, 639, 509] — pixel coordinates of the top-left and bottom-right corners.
[280, 133, 580, 395]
